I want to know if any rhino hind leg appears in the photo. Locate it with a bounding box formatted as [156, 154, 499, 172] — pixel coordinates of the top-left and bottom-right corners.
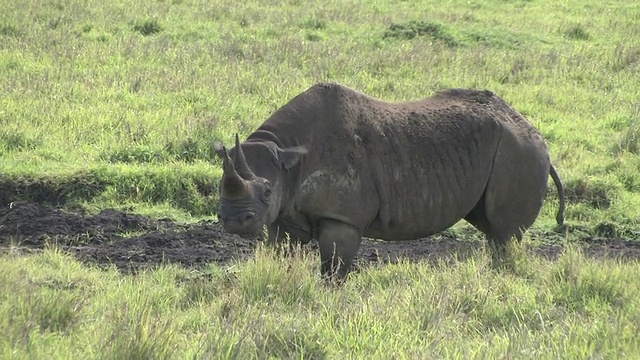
[316, 219, 362, 282]
[466, 141, 549, 257]
[464, 193, 491, 233]
[464, 194, 514, 254]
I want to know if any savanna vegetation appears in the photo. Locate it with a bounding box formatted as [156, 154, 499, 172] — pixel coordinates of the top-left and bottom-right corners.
[1, 0, 640, 358]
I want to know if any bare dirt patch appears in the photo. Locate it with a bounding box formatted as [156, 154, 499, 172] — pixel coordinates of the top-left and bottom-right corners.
[1, 201, 639, 273]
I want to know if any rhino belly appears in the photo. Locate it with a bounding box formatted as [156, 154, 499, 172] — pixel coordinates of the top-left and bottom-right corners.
[363, 202, 474, 241]
[363, 170, 490, 241]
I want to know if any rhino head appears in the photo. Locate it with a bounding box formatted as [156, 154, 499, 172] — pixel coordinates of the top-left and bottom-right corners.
[215, 134, 307, 234]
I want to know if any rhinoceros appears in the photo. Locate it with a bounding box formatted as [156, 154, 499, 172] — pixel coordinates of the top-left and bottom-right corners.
[215, 83, 565, 280]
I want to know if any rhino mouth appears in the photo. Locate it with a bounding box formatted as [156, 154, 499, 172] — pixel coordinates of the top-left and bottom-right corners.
[220, 213, 264, 235]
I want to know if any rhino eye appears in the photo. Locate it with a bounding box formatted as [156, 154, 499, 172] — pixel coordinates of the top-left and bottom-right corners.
[260, 179, 271, 198]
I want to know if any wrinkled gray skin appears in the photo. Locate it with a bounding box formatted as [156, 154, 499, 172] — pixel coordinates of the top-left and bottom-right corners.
[215, 83, 566, 281]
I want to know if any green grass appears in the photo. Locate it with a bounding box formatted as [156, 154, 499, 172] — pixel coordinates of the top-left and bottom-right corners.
[1, 0, 639, 226]
[1, 243, 639, 358]
[2, 0, 640, 357]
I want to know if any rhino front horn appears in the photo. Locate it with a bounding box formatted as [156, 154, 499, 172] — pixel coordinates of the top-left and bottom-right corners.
[233, 133, 257, 180]
[219, 145, 249, 197]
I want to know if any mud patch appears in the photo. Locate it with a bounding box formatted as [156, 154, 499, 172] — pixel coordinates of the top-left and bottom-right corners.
[1, 202, 639, 273]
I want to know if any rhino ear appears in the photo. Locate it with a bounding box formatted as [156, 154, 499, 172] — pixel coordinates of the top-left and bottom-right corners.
[213, 143, 226, 160]
[278, 146, 308, 170]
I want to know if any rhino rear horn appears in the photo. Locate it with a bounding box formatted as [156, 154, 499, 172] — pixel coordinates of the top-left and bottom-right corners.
[233, 133, 257, 180]
[218, 145, 249, 197]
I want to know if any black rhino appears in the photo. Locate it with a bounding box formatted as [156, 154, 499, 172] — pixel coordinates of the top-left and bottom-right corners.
[215, 83, 565, 281]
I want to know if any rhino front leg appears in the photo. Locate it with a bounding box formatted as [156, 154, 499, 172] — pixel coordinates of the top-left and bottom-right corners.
[265, 223, 297, 257]
[266, 223, 285, 246]
[266, 222, 312, 248]
[317, 219, 362, 282]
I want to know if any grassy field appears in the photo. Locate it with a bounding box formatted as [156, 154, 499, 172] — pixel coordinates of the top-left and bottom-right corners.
[1, 0, 639, 226]
[2, 244, 640, 358]
[2, 0, 640, 358]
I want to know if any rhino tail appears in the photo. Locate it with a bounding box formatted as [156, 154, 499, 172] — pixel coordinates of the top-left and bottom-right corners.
[549, 164, 565, 225]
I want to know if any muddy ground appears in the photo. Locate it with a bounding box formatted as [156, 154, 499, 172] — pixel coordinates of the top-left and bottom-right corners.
[1, 201, 639, 273]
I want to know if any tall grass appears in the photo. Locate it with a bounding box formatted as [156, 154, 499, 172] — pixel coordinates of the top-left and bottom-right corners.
[1, 243, 639, 358]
